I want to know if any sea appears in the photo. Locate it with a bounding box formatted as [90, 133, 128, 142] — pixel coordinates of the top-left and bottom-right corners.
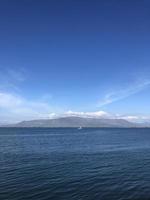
[1, 128, 150, 200]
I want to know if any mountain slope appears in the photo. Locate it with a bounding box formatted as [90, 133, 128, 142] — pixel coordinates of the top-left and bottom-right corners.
[12, 116, 137, 127]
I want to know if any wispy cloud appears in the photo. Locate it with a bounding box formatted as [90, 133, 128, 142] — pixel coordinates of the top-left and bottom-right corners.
[6, 68, 26, 82]
[0, 96, 150, 124]
[0, 67, 56, 123]
[98, 79, 150, 107]
[0, 67, 26, 92]
[0, 92, 53, 123]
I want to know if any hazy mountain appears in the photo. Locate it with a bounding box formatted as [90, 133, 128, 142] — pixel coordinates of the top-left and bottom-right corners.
[6, 116, 141, 128]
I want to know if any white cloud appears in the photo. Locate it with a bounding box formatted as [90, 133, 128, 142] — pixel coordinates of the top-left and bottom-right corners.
[98, 79, 150, 107]
[58, 110, 150, 123]
[0, 92, 150, 124]
[120, 115, 150, 123]
[48, 112, 57, 118]
[0, 67, 26, 92]
[64, 110, 111, 118]
[0, 92, 53, 123]
[0, 95, 150, 124]
[0, 92, 22, 108]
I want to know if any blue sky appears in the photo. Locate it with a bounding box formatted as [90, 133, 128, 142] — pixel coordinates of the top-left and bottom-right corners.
[0, 0, 150, 122]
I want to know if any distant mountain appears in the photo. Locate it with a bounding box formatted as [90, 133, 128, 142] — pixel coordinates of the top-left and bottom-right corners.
[6, 116, 141, 128]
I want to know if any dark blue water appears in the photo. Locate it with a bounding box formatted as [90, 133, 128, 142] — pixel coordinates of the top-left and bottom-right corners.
[1, 128, 150, 200]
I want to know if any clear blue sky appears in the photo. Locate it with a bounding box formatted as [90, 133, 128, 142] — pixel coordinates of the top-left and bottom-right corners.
[0, 0, 150, 122]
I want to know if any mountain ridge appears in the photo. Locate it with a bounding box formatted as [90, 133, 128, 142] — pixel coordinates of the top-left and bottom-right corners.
[2, 116, 145, 128]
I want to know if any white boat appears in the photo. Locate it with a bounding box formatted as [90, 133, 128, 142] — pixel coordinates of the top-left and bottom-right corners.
[78, 126, 82, 130]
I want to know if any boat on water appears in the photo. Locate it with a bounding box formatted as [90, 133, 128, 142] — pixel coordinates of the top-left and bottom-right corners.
[78, 126, 82, 130]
